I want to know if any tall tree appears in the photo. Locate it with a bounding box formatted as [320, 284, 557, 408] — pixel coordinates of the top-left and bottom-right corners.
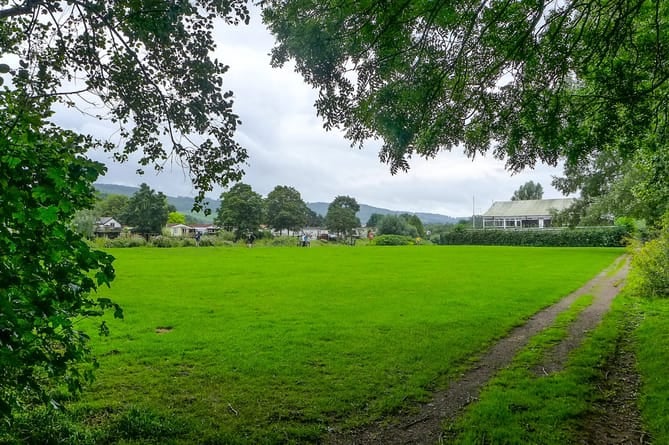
[511, 181, 544, 201]
[121, 183, 170, 236]
[265, 185, 308, 234]
[325, 195, 360, 237]
[94, 194, 129, 222]
[1, 1, 250, 207]
[263, 0, 669, 219]
[215, 183, 264, 238]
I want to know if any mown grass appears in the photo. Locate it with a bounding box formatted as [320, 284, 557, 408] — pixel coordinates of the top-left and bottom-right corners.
[447, 283, 669, 445]
[445, 293, 613, 444]
[6, 246, 624, 444]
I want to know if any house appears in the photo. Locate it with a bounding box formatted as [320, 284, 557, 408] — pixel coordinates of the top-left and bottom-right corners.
[166, 223, 219, 237]
[190, 224, 219, 236]
[95, 217, 123, 238]
[167, 223, 193, 237]
[482, 198, 576, 229]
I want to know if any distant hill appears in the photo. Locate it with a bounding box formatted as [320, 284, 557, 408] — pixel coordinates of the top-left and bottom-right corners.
[95, 183, 459, 225]
[307, 202, 458, 225]
[95, 183, 218, 222]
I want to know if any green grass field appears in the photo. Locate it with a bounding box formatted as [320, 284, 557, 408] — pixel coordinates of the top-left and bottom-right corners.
[5, 245, 633, 444]
[39, 245, 619, 444]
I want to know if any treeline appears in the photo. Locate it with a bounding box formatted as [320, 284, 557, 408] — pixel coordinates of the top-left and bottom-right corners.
[83, 182, 370, 240]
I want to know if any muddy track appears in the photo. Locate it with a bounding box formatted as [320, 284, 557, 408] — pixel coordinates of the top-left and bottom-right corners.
[327, 256, 640, 445]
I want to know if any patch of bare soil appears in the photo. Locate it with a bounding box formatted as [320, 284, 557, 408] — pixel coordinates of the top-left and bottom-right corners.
[326, 257, 635, 445]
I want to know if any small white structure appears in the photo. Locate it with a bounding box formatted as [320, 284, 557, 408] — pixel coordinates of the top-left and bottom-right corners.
[482, 198, 576, 229]
[167, 224, 192, 237]
[95, 217, 123, 237]
[166, 223, 219, 237]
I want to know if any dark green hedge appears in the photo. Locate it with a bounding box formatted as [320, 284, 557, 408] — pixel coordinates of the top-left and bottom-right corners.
[373, 234, 414, 246]
[439, 227, 630, 247]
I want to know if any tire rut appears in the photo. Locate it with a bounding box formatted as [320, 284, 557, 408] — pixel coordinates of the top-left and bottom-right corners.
[326, 256, 633, 445]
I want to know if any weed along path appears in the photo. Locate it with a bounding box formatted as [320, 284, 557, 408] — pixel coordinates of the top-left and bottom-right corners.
[327, 256, 639, 445]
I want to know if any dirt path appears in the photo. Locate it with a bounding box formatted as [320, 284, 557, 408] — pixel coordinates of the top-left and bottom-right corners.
[327, 256, 640, 445]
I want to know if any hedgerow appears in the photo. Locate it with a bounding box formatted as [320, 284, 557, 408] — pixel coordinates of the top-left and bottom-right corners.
[439, 226, 630, 247]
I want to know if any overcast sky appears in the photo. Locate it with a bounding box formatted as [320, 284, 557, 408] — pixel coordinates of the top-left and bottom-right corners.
[52, 9, 567, 218]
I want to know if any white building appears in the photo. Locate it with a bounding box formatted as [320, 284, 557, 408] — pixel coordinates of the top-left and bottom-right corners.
[482, 198, 576, 229]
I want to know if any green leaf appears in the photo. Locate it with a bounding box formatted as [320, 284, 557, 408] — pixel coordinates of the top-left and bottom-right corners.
[37, 206, 59, 225]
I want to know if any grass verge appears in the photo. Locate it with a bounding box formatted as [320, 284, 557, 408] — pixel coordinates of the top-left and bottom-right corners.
[635, 297, 669, 443]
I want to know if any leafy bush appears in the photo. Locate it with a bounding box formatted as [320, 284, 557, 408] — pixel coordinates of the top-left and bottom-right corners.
[217, 230, 237, 242]
[198, 236, 217, 247]
[150, 235, 179, 248]
[181, 237, 196, 247]
[373, 234, 414, 246]
[377, 215, 418, 237]
[439, 226, 630, 247]
[629, 214, 669, 298]
[103, 235, 147, 248]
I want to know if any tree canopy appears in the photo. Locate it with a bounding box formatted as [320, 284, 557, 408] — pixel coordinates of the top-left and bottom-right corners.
[121, 183, 170, 235]
[266, 185, 308, 234]
[94, 194, 129, 222]
[215, 183, 264, 238]
[325, 195, 360, 237]
[511, 181, 544, 201]
[1, 0, 251, 208]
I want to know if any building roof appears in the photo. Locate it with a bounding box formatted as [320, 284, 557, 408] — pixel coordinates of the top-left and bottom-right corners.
[483, 198, 576, 218]
[97, 217, 119, 225]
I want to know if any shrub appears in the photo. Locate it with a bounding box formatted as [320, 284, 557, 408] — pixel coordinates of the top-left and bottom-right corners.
[150, 235, 178, 248]
[103, 235, 147, 248]
[629, 213, 669, 298]
[373, 234, 414, 246]
[198, 236, 216, 247]
[181, 237, 196, 247]
[217, 230, 236, 242]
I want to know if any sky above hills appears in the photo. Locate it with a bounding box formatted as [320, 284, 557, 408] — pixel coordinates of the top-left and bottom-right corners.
[51, 7, 566, 217]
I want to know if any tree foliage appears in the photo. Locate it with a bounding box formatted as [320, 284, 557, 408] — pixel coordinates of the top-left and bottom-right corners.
[121, 183, 170, 236]
[215, 183, 264, 238]
[511, 181, 544, 201]
[365, 213, 385, 228]
[263, 0, 669, 217]
[265, 185, 308, 234]
[94, 194, 129, 222]
[376, 214, 425, 238]
[0, 92, 120, 418]
[553, 145, 669, 226]
[324, 195, 360, 236]
[167, 211, 186, 225]
[305, 207, 325, 227]
[1, 0, 251, 208]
